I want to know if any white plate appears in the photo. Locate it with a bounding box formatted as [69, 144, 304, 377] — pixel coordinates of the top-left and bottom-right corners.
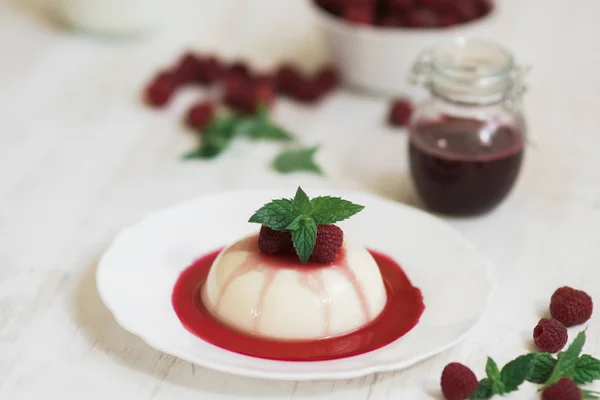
[96, 189, 495, 381]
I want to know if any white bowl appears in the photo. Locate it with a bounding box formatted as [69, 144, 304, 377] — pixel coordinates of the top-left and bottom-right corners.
[310, 2, 498, 96]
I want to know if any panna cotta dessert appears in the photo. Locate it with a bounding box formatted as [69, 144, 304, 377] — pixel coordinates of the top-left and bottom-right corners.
[201, 187, 388, 340]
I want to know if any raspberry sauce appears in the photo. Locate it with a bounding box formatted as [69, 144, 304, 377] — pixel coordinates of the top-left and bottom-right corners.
[409, 117, 524, 216]
[172, 249, 424, 361]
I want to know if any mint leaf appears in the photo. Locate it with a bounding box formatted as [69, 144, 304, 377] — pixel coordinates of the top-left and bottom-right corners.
[292, 187, 312, 216]
[310, 196, 365, 225]
[470, 379, 492, 399]
[545, 331, 586, 387]
[500, 354, 535, 392]
[248, 198, 295, 230]
[183, 116, 238, 160]
[292, 218, 317, 263]
[231, 117, 260, 138]
[574, 355, 600, 384]
[272, 146, 323, 175]
[527, 353, 556, 384]
[486, 358, 501, 382]
[254, 124, 294, 141]
[286, 215, 303, 231]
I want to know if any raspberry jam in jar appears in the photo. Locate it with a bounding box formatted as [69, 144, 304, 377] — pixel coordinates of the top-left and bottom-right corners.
[408, 38, 530, 216]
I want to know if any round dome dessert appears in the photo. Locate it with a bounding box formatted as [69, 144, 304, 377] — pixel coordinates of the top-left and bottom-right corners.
[202, 235, 387, 340]
[200, 187, 388, 340]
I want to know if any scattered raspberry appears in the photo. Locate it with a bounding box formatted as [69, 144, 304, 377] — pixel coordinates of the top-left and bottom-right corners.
[275, 64, 302, 94]
[197, 56, 223, 85]
[258, 226, 293, 255]
[250, 77, 276, 112]
[533, 318, 568, 353]
[376, 15, 404, 27]
[227, 61, 252, 80]
[174, 52, 201, 85]
[316, 67, 340, 93]
[542, 378, 582, 400]
[144, 73, 177, 108]
[388, 98, 414, 126]
[222, 74, 252, 113]
[408, 9, 440, 28]
[440, 363, 478, 400]
[185, 102, 215, 131]
[311, 225, 344, 263]
[550, 287, 593, 327]
[288, 79, 324, 103]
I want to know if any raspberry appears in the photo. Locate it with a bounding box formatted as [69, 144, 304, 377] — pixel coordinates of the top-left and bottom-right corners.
[258, 226, 293, 255]
[440, 363, 478, 400]
[144, 73, 177, 107]
[388, 98, 414, 126]
[385, 0, 415, 12]
[197, 56, 223, 85]
[289, 81, 323, 103]
[439, 13, 459, 27]
[250, 77, 276, 112]
[448, 0, 479, 22]
[550, 287, 593, 327]
[174, 52, 201, 85]
[343, 5, 374, 25]
[185, 102, 215, 131]
[533, 318, 568, 353]
[222, 75, 252, 112]
[311, 225, 343, 263]
[227, 61, 252, 80]
[542, 378, 582, 400]
[316, 67, 340, 93]
[376, 15, 404, 27]
[275, 64, 301, 94]
[408, 9, 440, 28]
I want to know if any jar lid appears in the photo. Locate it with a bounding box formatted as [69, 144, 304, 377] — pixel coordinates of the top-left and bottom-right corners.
[409, 38, 529, 105]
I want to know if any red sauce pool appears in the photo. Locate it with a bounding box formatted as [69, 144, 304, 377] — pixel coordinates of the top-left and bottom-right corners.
[172, 249, 425, 361]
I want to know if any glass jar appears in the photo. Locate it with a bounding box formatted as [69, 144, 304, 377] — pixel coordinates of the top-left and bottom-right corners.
[407, 38, 530, 216]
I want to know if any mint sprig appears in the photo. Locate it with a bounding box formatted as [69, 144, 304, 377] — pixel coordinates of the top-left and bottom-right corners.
[248, 187, 365, 263]
[272, 146, 323, 175]
[468, 331, 600, 399]
[183, 106, 294, 160]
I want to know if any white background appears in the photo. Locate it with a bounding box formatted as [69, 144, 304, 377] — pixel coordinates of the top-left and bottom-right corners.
[0, 0, 599, 399]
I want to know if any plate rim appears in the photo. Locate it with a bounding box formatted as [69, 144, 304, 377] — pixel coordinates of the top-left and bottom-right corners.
[96, 189, 496, 381]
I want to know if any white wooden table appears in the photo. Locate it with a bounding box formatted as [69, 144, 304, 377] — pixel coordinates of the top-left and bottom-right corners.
[1, 0, 599, 398]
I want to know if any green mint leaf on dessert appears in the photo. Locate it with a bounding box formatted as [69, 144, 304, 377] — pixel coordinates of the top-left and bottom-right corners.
[248, 198, 295, 230]
[500, 354, 535, 392]
[292, 187, 313, 216]
[485, 358, 501, 382]
[574, 355, 600, 384]
[527, 353, 556, 384]
[248, 187, 365, 263]
[470, 379, 492, 399]
[292, 218, 317, 263]
[272, 146, 323, 175]
[544, 331, 586, 387]
[311, 196, 365, 224]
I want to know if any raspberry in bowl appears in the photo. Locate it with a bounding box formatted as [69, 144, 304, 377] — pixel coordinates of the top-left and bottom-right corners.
[309, 0, 497, 95]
